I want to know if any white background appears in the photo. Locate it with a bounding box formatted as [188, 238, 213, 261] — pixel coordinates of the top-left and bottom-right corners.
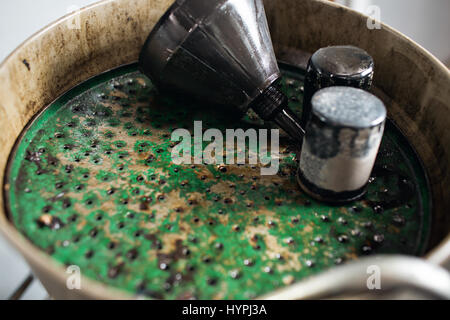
[338, 0, 450, 64]
[1, 0, 449, 63]
[0, 0, 449, 300]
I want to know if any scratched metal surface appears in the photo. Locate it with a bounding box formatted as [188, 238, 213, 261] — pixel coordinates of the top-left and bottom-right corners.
[4, 63, 431, 299]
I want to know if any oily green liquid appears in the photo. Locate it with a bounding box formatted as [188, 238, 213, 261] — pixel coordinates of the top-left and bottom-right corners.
[5, 63, 431, 299]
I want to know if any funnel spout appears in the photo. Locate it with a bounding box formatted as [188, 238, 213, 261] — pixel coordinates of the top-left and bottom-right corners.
[273, 108, 306, 142]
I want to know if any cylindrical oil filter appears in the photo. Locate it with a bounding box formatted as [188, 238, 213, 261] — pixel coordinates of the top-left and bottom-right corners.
[298, 86, 387, 203]
[301, 45, 374, 127]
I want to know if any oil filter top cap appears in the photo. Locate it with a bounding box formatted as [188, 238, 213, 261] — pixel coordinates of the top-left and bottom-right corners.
[301, 45, 375, 126]
[309, 45, 374, 83]
[298, 86, 386, 203]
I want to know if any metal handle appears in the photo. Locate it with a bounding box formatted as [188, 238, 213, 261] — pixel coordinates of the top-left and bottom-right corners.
[260, 255, 450, 300]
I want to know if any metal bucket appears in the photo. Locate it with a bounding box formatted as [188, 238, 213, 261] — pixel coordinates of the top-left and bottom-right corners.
[0, 0, 448, 299]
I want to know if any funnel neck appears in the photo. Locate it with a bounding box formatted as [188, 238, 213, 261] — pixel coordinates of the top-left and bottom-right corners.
[251, 85, 305, 142]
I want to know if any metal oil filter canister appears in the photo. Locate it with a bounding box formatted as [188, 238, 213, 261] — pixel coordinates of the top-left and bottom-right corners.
[298, 86, 387, 203]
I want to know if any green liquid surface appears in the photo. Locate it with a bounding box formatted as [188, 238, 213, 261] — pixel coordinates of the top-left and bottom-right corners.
[5, 63, 431, 299]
